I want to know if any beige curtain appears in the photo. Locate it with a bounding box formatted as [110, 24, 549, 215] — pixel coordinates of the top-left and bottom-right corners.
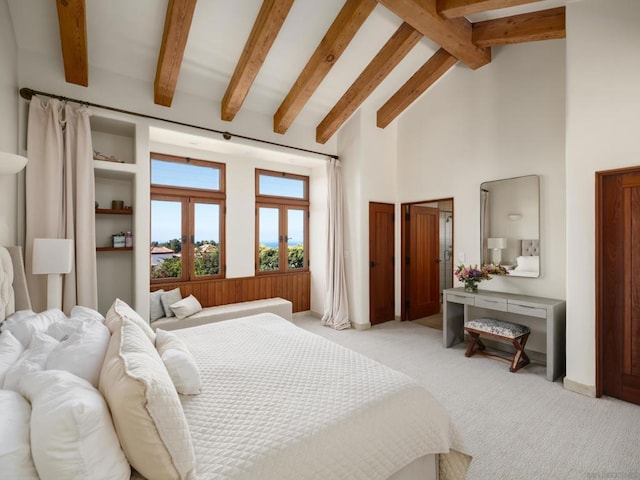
[25, 96, 97, 313]
[321, 158, 350, 330]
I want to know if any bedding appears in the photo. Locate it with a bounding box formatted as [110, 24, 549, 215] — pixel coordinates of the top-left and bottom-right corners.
[132, 313, 471, 480]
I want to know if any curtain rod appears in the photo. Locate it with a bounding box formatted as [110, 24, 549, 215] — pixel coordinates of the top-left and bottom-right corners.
[19, 87, 338, 161]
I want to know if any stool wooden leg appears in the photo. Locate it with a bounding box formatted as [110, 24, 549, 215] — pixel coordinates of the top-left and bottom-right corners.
[465, 332, 480, 357]
[509, 333, 530, 373]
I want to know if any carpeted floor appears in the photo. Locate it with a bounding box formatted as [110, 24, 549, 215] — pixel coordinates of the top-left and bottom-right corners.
[294, 313, 640, 480]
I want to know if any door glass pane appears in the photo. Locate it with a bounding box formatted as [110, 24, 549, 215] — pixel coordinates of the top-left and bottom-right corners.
[194, 202, 220, 277]
[258, 174, 305, 199]
[150, 200, 182, 279]
[151, 159, 220, 190]
[287, 209, 305, 270]
[258, 207, 279, 271]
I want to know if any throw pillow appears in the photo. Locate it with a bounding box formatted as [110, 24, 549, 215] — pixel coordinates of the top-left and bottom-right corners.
[150, 289, 166, 322]
[99, 318, 196, 480]
[156, 329, 201, 395]
[169, 295, 202, 320]
[105, 298, 156, 344]
[160, 288, 183, 318]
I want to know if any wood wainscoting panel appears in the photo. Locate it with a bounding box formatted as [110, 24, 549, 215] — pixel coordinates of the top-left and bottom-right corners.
[151, 271, 310, 313]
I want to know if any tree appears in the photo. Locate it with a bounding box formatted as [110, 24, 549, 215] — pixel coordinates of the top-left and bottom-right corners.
[288, 244, 304, 269]
[259, 245, 279, 271]
[151, 257, 181, 279]
[194, 245, 219, 276]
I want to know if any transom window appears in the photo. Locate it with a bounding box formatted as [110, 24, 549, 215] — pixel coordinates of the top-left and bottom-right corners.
[255, 169, 309, 274]
[150, 153, 225, 283]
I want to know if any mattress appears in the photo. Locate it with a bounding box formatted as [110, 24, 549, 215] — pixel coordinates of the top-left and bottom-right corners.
[136, 313, 470, 479]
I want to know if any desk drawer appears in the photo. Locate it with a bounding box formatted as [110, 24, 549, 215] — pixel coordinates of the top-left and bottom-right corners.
[508, 302, 547, 318]
[445, 293, 475, 305]
[475, 296, 507, 311]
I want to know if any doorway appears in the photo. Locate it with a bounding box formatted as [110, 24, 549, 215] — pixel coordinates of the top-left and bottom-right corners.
[401, 198, 454, 322]
[596, 166, 640, 405]
[369, 202, 395, 325]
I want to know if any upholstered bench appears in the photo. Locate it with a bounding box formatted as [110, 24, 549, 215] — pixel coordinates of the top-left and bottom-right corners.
[464, 318, 530, 373]
[152, 297, 293, 331]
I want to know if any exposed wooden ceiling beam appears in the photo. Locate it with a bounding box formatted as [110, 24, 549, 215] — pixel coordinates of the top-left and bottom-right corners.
[222, 0, 294, 122]
[316, 22, 423, 144]
[55, 0, 88, 87]
[437, 0, 543, 19]
[273, 0, 377, 135]
[472, 6, 565, 47]
[376, 0, 490, 69]
[154, 0, 197, 107]
[377, 48, 457, 128]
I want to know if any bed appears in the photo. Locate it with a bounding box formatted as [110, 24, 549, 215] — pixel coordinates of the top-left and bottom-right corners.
[508, 239, 540, 277]
[0, 245, 471, 480]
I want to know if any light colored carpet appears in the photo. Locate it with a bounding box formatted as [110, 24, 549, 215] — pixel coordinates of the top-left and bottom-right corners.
[293, 313, 640, 480]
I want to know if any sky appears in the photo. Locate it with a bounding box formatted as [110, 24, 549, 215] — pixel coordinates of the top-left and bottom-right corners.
[151, 159, 305, 245]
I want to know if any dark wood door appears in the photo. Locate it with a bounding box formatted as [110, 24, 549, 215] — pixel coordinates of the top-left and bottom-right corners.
[407, 205, 440, 320]
[598, 169, 640, 404]
[369, 202, 395, 325]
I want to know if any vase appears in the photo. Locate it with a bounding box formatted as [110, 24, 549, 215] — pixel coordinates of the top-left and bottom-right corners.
[464, 282, 478, 293]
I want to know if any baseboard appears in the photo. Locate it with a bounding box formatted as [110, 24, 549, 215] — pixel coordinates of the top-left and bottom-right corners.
[353, 322, 371, 331]
[563, 377, 596, 397]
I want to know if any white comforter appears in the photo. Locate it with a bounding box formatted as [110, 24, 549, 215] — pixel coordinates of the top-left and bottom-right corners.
[139, 314, 470, 480]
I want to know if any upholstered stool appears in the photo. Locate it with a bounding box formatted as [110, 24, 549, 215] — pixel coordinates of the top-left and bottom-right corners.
[464, 318, 530, 373]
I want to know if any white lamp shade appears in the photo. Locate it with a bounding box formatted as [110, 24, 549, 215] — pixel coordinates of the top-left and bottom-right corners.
[32, 238, 74, 274]
[0, 152, 28, 174]
[487, 237, 507, 250]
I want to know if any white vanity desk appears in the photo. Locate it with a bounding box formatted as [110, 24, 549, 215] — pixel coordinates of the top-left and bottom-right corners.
[443, 287, 566, 381]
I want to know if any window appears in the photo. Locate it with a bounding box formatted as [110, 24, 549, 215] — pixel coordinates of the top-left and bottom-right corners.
[255, 169, 309, 274]
[150, 153, 225, 283]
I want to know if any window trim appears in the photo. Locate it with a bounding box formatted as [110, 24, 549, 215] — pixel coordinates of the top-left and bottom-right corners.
[150, 153, 226, 284]
[255, 169, 309, 275]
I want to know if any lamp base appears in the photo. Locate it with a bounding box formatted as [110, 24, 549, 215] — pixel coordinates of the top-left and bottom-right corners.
[46, 273, 63, 310]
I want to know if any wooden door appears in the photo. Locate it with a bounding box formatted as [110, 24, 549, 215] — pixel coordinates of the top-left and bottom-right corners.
[407, 205, 440, 320]
[598, 168, 640, 404]
[369, 202, 395, 325]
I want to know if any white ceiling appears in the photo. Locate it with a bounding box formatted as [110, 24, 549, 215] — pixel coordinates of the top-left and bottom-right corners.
[7, 0, 570, 141]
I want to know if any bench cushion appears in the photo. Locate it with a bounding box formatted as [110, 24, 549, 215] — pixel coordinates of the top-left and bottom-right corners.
[464, 318, 529, 339]
[152, 298, 293, 331]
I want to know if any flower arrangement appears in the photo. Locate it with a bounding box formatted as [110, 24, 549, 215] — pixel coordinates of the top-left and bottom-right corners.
[454, 263, 508, 292]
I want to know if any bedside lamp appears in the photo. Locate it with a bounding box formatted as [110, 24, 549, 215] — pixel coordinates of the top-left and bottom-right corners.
[32, 238, 74, 310]
[487, 237, 507, 265]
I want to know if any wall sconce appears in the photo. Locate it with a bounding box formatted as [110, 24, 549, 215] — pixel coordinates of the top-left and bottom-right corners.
[0, 152, 28, 175]
[32, 238, 74, 310]
[508, 213, 522, 221]
[487, 237, 507, 264]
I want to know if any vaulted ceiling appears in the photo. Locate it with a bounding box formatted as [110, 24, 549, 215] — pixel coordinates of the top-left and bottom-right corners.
[9, 0, 567, 145]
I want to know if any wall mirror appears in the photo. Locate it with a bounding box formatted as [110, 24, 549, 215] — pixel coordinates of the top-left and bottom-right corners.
[480, 175, 540, 278]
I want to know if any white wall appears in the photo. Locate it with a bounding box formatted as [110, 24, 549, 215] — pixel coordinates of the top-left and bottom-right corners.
[565, 0, 640, 391]
[339, 107, 398, 328]
[0, 0, 20, 245]
[396, 40, 567, 300]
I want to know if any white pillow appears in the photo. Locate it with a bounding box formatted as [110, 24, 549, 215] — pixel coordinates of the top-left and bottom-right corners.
[45, 317, 84, 341]
[70, 305, 105, 323]
[3, 331, 59, 391]
[156, 329, 201, 395]
[19, 370, 130, 480]
[515, 255, 539, 271]
[99, 318, 196, 480]
[0, 330, 25, 385]
[1, 308, 66, 347]
[0, 390, 39, 479]
[150, 289, 166, 322]
[46, 320, 111, 387]
[105, 298, 156, 344]
[161, 288, 183, 318]
[170, 295, 202, 320]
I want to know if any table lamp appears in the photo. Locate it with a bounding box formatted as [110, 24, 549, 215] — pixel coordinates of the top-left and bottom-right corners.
[487, 237, 507, 265]
[32, 238, 74, 310]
